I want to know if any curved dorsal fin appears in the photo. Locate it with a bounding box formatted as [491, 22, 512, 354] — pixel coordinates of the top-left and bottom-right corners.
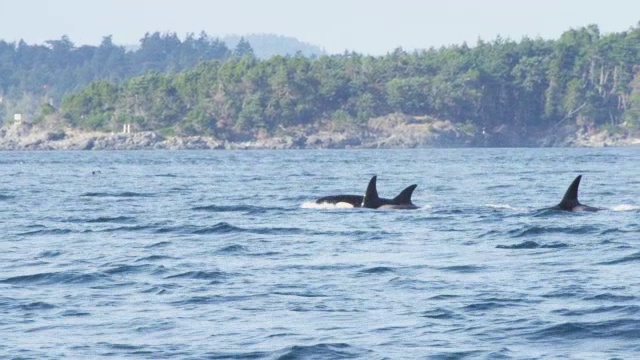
[558, 175, 582, 210]
[361, 175, 381, 208]
[392, 184, 417, 205]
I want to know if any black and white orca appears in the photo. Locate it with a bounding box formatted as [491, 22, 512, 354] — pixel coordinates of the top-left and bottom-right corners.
[545, 175, 602, 212]
[316, 176, 418, 209]
[315, 194, 367, 208]
[361, 175, 419, 210]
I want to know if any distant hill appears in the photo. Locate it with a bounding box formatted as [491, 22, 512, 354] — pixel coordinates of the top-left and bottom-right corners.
[122, 33, 327, 59]
[221, 34, 326, 59]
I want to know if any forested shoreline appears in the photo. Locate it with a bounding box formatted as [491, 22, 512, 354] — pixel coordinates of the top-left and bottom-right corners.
[2, 24, 640, 148]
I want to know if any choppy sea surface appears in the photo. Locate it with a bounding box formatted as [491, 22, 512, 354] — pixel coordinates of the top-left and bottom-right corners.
[1, 148, 639, 359]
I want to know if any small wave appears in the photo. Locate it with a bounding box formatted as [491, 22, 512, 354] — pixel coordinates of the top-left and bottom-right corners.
[134, 255, 175, 262]
[429, 294, 460, 301]
[98, 225, 152, 233]
[357, 266, 396, 275]
[508, 225, 598, 237]
[432, 209, 464, 215]
[141, 286, 173, 295]
[553, 305, 640, 317]
[497, 241, 540, 249]
[496, 241, 568, 250]
[598, 251, 640, 265]
[532, 209, 572, 217]
[528, 319, 640, 340]
[145, 241, 171, 248]
[583, 293, 635, 302]
[159, 222, 310, 236]
[81, 191, 154, 198]
[154, 173, 177, 178]
[103, 264, 155, 275]
[247, 251, 282, 257]
[599, 227, 638, 235]
[202, 350, 270, 359]
[272, 291, 328, 298]
[192, 204, 268, 214]
[192, 222, 242, 235]
[216, 244, 248, 254]
[427, 350, 485, 359]
[36, 250, 62, 258]
[543, 243, 569, 248]
[542, 286, 585, 299]
[164, 270, 226, 280]
[19, 301, 56, 311]
[85, 216, 136, 224]
[421, 308, 461, 320]
[25, 325, 59, 333]
[168, 187, 190, 192]
[18, 228, 72, 236]
[99, 342, 145, 352]
[65, 216, 136, 224]
[59, 310, 90, 317]
[0, 194, 14, 201]
[301, 201, 355, 209]
[272, 342, 368, 359]
[438, 265, 486, 273]
[171, 295, 256, 306]
[1, 271, 109, 285]
[463, 301, 519, 312]
[155, 223, 245, 235]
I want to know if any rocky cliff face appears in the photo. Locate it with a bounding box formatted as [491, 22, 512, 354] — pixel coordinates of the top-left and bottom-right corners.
[1, 115, 638, 150]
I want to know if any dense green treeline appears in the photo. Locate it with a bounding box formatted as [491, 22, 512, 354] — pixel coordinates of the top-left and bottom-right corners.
[9, 24, 640, 142]
[58, 23, 640, 140]
[0, 32, 240, 103]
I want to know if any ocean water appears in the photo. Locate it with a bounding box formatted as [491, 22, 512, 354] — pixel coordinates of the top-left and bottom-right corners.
[1, 148, 639, 359]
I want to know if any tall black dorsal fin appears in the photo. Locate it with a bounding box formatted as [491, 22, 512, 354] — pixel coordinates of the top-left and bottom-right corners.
[392, 184, 417, 205]
[361, 175, 381, 208]
[558, 175, 582, 209]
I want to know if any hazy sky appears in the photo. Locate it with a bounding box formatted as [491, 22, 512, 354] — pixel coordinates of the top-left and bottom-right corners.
[1, 0, 638, 54]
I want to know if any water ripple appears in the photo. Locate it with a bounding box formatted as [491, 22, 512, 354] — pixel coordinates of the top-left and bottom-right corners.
[81, 191, 155, 198]
[192, 204, 269, 214]
[598, 252, 640, 265]
[1, 271, 110, 285]
[272, 343, 369, 359]
[508, 225, 599, 237]
[18, 228, 72, 236]
[164, 270, 227, 281]
[496, 241, 569, 249]
[528, 319, 640, 340]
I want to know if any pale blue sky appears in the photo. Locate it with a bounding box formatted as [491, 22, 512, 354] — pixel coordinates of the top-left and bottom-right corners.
[1, 0, 638, 54]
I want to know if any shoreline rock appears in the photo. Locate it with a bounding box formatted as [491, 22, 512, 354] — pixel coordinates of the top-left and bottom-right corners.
[1, 116, 638, 150]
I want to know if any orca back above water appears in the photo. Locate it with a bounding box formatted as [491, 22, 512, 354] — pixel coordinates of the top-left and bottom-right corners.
[315, 176, 418, 209]
[546, 175, 602, 212]
[361, 176, 419, 210]
[315, 194, 365, 207]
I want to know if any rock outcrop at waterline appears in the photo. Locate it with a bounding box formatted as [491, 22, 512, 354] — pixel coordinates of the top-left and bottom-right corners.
[1, 114, 638, 150]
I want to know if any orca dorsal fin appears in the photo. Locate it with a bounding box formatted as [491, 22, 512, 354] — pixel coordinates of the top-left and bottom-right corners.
[361, 175, 381, 208]
[392, 184, 417, 205]
[558, 175, 582, 209]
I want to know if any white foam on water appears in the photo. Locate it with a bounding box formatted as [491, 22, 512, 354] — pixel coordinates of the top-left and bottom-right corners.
[300, 201, 355, 209]
[610, 204, 640, 212]
[485, 203, 529, 211]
